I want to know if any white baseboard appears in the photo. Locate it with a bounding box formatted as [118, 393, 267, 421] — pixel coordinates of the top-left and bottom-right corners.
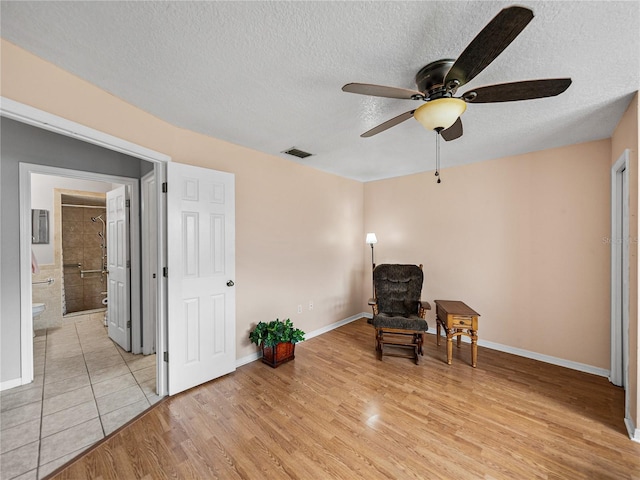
[624, 416, 640, 443]
[0, 377, 24, 392]
[236, 351, 261, 368]
[305, 312, 366, 340]
[237, 313, 610, 379]
[235, 313, 366, 368]
[428, 331, 610, 378]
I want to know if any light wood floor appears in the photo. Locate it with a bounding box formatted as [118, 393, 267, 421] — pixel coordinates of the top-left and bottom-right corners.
[49, 318, 640, 479]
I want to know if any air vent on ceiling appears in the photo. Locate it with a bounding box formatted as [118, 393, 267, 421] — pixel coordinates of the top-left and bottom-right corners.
[282, 147, 313, 159]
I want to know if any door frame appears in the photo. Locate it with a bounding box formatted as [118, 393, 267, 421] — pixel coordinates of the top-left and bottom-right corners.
[21, 165, 139, 347]
[2, 96, 170, 396]
[610, 149, 630, 423]
[141, 171, 157, 355]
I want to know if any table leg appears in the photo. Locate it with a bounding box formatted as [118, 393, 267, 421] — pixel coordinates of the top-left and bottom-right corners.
[446, 334, 453, 365]
[456, 329, 462, 348]
[436, 318, 441, 346]
[471, 329, 477, 367]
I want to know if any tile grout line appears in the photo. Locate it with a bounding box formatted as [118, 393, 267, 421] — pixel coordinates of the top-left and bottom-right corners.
[83, 318, 152, 434]
[115, 336, 152, 411]
[37, 321, 88, 477]
[76, 319, 107, 440]
[36, 318, 101, 476]
[35, 329, 48, 480]
[38, 315, 116, 475]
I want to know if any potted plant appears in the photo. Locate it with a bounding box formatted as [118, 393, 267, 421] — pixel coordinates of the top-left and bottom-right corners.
[249, 318, 305, 368]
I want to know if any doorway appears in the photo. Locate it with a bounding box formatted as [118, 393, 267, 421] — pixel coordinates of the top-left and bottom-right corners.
[6, 96, 237, 399]
[18, 165, 161, 476]
[24, 166, 145, 352]
[610, 149, 630, 426]
[4, 96, 170, 397]
[59, 192, 108, 317]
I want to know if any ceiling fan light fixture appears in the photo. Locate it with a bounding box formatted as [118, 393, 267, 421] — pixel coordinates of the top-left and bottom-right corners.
[413, 98, 467, 131]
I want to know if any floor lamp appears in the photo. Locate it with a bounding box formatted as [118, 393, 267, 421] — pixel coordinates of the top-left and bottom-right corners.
[366, 233, 377, 299]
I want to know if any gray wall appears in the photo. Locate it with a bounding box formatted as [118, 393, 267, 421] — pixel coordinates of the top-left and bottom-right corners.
[1, 117, 151, 384]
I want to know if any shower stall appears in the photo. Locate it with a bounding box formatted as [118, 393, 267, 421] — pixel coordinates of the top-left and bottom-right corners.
[60, 193, 108, 314]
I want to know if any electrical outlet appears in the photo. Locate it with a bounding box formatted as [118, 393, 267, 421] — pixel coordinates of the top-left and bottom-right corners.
[309, 301, 313, 311]
[297, 304, 302, 314]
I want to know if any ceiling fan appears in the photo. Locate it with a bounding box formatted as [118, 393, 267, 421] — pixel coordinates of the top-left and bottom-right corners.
[342, 5, 572, 141]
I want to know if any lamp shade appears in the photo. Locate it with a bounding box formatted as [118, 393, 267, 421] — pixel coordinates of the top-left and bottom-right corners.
[414, 98, 467, 131]
[365, 233, 378, 245]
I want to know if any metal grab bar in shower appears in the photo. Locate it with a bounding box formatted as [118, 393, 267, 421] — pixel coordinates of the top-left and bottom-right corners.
[33, 278, 54, 285]
[63, 263, 82, 268]
[80, 269, 106, 278]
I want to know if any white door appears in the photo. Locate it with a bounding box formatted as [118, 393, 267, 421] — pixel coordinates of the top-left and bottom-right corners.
[107, 185, 131, 351]
[167, 163, 236, 395]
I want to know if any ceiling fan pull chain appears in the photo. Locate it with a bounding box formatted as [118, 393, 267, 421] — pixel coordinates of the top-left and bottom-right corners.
[435, 132, 441, 184]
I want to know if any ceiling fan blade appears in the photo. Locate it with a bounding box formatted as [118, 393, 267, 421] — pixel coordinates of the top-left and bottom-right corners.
[441, 117, 463, 141]
[343, 83, 424, 100]
[361, 110, 416, 137]
[464, 78, 572, 103]
[445, 6, 534, 88]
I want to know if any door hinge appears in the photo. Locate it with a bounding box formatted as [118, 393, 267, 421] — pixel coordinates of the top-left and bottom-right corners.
[125, 199, 130, 208]
[163, 267, 168, 277]
[162, 182, 168, 193]
[164, 351, 169, 363]
[126, 260, 131, 269]
[127, 320, 131, 328]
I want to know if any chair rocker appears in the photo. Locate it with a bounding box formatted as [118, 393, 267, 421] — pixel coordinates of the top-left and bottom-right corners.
[369, 264, 431, 365]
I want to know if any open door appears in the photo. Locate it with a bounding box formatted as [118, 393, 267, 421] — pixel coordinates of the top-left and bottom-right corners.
[107, 185, 131, 351]
[167, 163, 236, 395]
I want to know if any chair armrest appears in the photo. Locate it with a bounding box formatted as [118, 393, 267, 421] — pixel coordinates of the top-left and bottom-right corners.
[368, 297, 379, 316]
[418, 301, 431, 320]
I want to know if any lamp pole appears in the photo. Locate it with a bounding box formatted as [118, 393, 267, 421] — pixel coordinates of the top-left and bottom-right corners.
[365, 233, 377, 298]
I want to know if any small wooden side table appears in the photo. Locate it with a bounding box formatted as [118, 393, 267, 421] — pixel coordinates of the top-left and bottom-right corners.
[435, 300, 480, 367]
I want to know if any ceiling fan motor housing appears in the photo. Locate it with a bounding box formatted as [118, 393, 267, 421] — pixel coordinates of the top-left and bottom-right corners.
[415, 59, 456, 98]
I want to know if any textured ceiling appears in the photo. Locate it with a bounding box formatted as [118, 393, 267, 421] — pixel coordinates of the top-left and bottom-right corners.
[1, 1, 638, 182]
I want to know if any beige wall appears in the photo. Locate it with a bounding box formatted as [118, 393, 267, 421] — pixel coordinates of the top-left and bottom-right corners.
[2, 36, 636, 410]
[1, 40, 365, 365]
[364, 139, 612, 369]
[612, 93, 639, 432]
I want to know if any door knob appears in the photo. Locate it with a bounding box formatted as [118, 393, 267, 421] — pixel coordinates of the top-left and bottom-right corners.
[227, 280, 235, 287]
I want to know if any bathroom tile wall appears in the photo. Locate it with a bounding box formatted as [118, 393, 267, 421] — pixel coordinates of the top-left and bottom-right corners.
[62, 205, 85, 313]
[61, 205, 106, 313]
[82, 206, 107, 310]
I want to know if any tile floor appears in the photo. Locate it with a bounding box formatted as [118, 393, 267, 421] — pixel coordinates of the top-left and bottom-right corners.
[0, 311, 161, 480]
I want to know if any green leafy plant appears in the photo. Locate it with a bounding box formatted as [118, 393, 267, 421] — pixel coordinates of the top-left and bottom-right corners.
[249, 318, 305, 348]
